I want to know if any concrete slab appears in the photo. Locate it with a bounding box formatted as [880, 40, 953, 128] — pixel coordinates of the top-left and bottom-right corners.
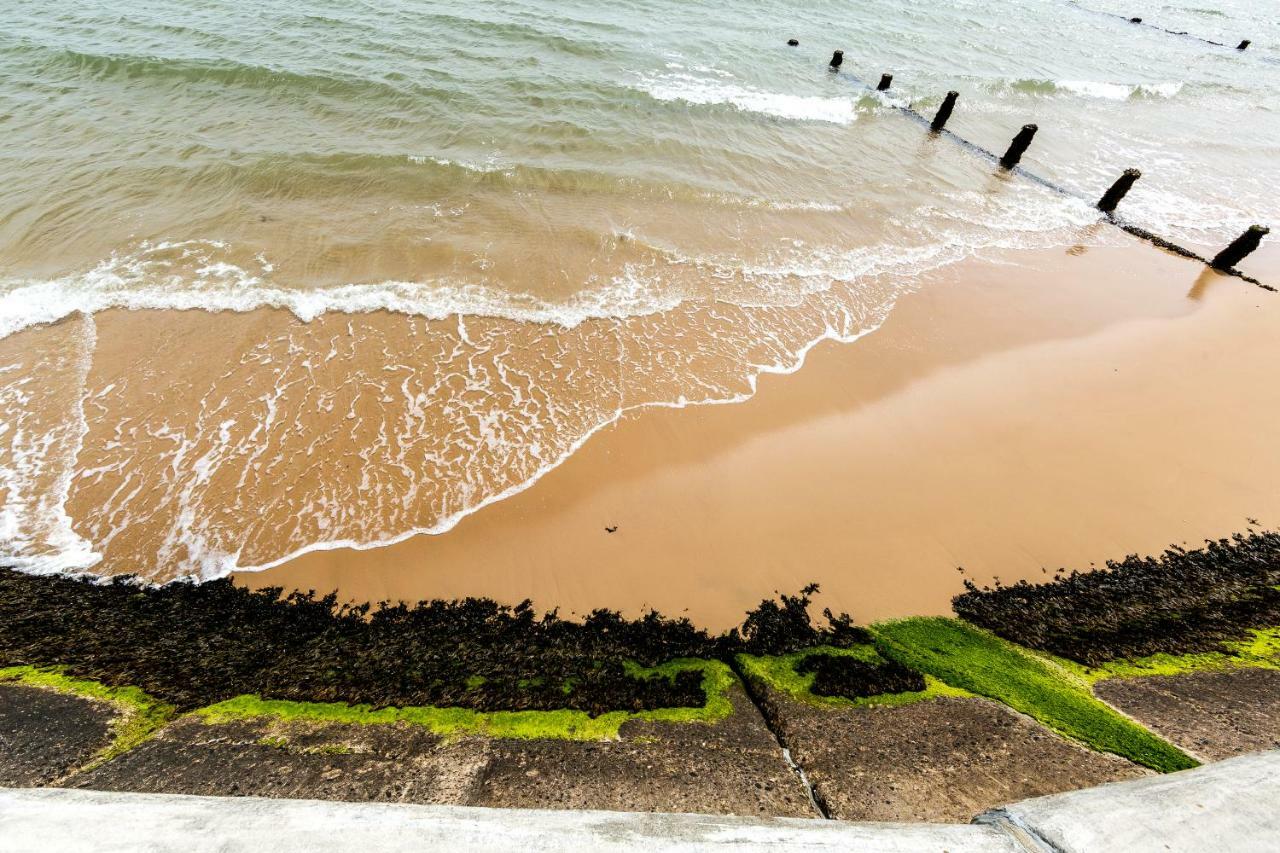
[1095, 669, 1280, 761]
[0, 787, 1021, 853]
[67, 716, 490, 804]
[755, 690, 1145, 822]
[65, 686, 810, 816]
[469, 686, 813, 817]
[0, 683, 115, 786]
[984, 749, 1280, 853]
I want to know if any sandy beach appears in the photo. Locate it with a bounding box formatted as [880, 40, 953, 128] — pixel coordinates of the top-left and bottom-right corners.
[241, 236, 1280, 628]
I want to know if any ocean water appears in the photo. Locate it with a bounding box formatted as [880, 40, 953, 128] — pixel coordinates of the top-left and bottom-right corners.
[1, 0, 1277, 579]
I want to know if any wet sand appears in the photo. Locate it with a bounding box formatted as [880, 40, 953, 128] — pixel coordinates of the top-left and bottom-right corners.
[242, 236, 1280, 629]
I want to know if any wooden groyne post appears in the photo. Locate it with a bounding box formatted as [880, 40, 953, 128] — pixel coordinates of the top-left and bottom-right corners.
[805, 46, 1272, 289]
[1211, 225, 1269, 271]
[1000, 124, 1038, 169]
[1097, 169, 1141, 214]
[931, 91, 959, 132]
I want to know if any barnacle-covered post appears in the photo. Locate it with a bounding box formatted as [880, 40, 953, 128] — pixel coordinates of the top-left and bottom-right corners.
[1097, 169, 1142, 214]
[1000, 124, 1038, 169]
[931, 91, 959, 131]
[1210, 225, 1269, 271]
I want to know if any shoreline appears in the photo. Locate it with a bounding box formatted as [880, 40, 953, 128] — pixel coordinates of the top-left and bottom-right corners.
[5, 523, 1278, 818]
[241, 237, 1280, 629]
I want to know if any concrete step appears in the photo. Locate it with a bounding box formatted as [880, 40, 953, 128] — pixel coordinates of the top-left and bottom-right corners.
[2, 750, 1276, 852]
[980, 749, 1279, 852]
[0, 787, 1017, 852]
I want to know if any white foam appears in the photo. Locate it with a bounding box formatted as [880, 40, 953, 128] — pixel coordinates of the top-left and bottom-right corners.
[0, 240, 686, 341]
[407, 154, 508, 173]
[1058, 80, 1184, 99]
[638, 72, 857, 124]
[0, 315, 102, 574]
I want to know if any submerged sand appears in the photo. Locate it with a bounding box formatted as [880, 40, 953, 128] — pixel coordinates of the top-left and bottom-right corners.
[241, 237, 1280, 629]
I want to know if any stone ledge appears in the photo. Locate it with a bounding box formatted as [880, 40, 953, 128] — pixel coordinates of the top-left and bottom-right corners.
[0, 787, 1019, 853]
[4, 752, 1278, 852]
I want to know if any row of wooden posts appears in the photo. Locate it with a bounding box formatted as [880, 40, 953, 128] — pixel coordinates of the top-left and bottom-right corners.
[1116, 11, 1249, 52]
[820, 46, 1269, 274]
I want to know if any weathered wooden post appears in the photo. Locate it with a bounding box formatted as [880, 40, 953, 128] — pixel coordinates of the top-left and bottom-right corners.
[1210, 225, 1269, 270]
[829, 50, 844, 70]
[1097, 168, 1141, 214]
[931, 91, 959, 131]
[1000, 124, 1038, 169]
[877, 73, 893, 91]
[1237, 39, 1251, 50]
[787, 38, 799, 46]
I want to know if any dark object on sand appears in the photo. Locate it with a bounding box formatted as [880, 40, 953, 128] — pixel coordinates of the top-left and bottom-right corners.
[931, 91, 959, 132]
[877, 73, 893, 91]
[796, 653, 926, 699]
[1129, 17, 1142, 24]
[1096, 168, 1142, 214]
[787, 38, 799, 46]
[999, 124, 1038, 169]
[1211, 225, 1269, 271]
[605, 526, 618, 533]
[954, 530, 1280, 666]
[1237, 39, 1250, 50]
[829, 50, 843, 70]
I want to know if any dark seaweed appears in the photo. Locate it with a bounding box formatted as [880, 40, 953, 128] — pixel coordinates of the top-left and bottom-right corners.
[728, 583, 873, 655]
[0, 570, 864, 714]
[796, 653, 926, 699]
[953, 530, 1280, 666]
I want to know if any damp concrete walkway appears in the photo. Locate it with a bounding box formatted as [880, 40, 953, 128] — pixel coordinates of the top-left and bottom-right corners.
[1, 750, 1276, 852]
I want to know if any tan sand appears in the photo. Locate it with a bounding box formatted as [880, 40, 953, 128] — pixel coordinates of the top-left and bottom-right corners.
[240, 236, 1280, 630]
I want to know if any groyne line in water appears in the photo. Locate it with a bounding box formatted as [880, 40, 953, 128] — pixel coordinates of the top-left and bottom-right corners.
[811, 55, 1273, 290]
[1065, 0, 1260, 55]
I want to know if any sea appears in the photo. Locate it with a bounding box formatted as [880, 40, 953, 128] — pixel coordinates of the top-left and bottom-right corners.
[1, 0, 1277, 580]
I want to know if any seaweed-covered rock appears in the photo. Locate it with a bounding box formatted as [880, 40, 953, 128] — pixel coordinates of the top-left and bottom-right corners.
[727, 584, 872, 656]
[953, 530, 1280, 666]
[795, 654, 925, 700]
[0, 570, 864, 715]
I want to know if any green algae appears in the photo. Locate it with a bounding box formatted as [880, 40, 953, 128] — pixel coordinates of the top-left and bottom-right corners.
[0, 665, 176, 770]
[736, 644, 969, 710]
[869, 618, 1197, 772]
[1061, 626, 1280, 683]
[196, 658, 736, 741]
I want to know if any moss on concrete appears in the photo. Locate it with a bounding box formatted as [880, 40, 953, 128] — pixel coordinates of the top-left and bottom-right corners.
[0, 665, 176, 770]
[736, 644, 969, 710]
[196, 659, 736, 741]
[1061, 627, 1280, 683]
[869, 618, 1197, 773]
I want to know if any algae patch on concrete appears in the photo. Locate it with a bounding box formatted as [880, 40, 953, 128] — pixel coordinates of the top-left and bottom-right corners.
[0, 666, 176, 770]
[196, 659, 735, 742]
[1078, 626, 1280, 682]
[869, 618, 1197, 772]
[736, 644, 968, 710]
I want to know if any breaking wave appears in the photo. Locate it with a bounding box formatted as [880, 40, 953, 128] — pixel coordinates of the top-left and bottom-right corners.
[637, 72, 860, 124]
[1001, 78, 1185, 99]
